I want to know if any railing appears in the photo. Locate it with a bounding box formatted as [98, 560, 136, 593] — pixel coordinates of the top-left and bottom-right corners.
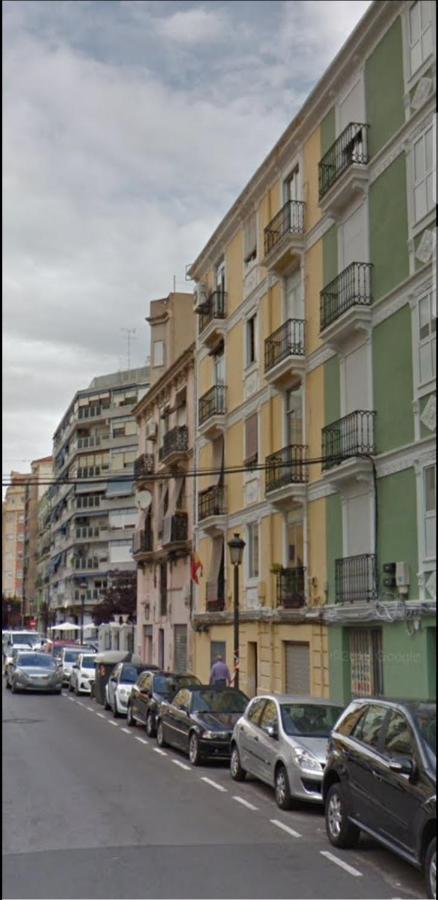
[265, 319, 305, 372]
[198, 485, 226, 521]
[276, 567, 306, 608]
[320, 263, 373, 331]
[335, 554, 377, 603]
[159, 426, 189, 461]
[162, 512, 188, 545]
[319, 122, 369, 199]
[265, 445, 307, 493]
[198, 290, 227, 334]
[132, 529, 154, 554]
[134, 453, 155, 479]
[322, 411, 376, 470]
[199, 385, 227, 426]
[264, 200, 305, 255]
[206, 579, 225, 612]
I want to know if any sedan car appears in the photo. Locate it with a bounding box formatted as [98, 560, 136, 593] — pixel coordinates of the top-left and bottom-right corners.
[322, 698, 436, 899]
[69, 653, 97, 695]
[8, 652, 64, 694]
[127, 671, 202, 735]
[156, 685, 249, 765]
[105, 662, 151, 717]
[230, 695, 344, 809]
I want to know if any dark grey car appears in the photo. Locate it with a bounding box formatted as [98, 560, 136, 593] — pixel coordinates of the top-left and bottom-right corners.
[9, 652, 64, 694]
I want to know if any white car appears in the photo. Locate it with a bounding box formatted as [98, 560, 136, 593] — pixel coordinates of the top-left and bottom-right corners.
[105, 662, 148, 718]
[69, 653, 97, 696]
[3, 633, 37, 668]
[59, 647, 91, 686]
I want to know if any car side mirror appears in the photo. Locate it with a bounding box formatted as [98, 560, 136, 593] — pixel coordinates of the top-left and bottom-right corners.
[264, 724, 278, 739]
[388, 756, 415, 777]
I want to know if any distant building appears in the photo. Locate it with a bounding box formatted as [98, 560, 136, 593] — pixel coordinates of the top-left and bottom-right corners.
[2, 472, 28, 611]
[23, 456, 53, 622]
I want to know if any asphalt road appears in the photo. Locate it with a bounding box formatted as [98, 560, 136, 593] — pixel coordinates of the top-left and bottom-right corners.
[2, 685, 426, 900]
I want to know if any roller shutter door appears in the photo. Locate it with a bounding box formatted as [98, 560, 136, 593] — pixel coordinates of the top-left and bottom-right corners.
[285, 642, 310, 695]
[174, 625, 187, 674]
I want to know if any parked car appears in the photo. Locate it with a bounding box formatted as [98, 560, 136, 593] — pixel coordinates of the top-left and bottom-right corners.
[105, 662, 151, 717]
[127, 671, 202, 735]
[69, 653, 97, 696]
[5, 648, 31, 687]
[322, 698, 436, 899]
[230, 695, 344, 809]
[60, 646, 93, 686]
[8, 651, 64, 694]
[156, 685, 249, 765]
[3, 632, 38, 667]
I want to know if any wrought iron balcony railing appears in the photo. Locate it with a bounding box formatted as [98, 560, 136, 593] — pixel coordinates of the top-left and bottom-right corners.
[198, 485, 227, 521]
[335, 553, 377, 603]
[322, 411, 376, 470]
[159, 425, 189, 462]
[206, 578, 225, 612]
[265, 319, 305, 372]
[162, 512, 188, 546]
[198, 290, 227, 335]
[132, 529, 154, 555]
[276, 567, 306, 608]
[320, 262, 373, 331]
[199, 385, 227, 426]
[319, 122, 369, 200]
[134, 453, 155, 480]
[265, 444, 307, 493]
[264, 200, 305, 255]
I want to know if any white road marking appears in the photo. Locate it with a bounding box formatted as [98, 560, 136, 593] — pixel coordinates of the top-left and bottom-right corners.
[201, 777, 227, 792]
[153, 748, 167, 756]
[270, 819, 301, 838]
[135, 737, 149, 745]
[121, 727, 131, 734]
[86, 706, 94, 712]
[97, 713, 106, 719]
[77, 701, 85, 707]
[233, 796, 258, 811]
[109, 721, 119, 727]
[320, 851, 362, 877]
[172, 759, 191, 771]
[67, 697, 75, 701]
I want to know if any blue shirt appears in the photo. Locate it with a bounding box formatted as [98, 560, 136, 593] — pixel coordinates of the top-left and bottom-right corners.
[210, 661, 231, 684]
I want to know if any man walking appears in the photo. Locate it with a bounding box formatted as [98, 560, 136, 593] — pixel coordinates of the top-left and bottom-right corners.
[209, 654, 231, 688]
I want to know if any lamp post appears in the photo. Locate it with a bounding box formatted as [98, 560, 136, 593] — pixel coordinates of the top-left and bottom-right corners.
[79, 581, 87, 645]
[227, 533, 245, 691]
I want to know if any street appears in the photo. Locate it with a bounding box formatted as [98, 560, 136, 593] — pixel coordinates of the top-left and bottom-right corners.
[2, 686, 426, 900]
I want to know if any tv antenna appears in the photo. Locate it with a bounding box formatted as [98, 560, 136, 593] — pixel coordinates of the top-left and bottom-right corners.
[121, 328, 136, 370]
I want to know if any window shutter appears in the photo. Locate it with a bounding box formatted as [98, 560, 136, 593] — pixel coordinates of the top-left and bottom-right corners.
[244, 214, 257, 263]
[245, 414, 258, 464]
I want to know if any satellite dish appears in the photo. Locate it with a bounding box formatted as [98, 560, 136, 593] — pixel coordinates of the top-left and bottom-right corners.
[136, 490, 152, 510]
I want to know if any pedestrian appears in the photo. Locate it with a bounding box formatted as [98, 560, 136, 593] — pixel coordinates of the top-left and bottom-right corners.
[209, 654, 231, 688]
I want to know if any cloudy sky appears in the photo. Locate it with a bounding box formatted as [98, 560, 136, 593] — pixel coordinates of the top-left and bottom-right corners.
[3, 0, 371, 480]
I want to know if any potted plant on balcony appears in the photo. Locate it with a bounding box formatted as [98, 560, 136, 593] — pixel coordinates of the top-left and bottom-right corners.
[270, 562, 283, 574]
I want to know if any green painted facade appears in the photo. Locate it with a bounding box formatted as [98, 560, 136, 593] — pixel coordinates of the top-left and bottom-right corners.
[365, 17, 405, 157]
[320, 107, 336, 156]
[373, 305, 414, 453]
[369, 154, 409, 301]
[378, 467, 419, 600]
[322, 224, 338, 286]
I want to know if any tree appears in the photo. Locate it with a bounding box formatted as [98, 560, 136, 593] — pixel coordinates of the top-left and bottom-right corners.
[91, 570, 137, 626]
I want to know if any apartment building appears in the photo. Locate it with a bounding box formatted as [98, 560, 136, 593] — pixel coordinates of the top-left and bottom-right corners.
[189, 0, 436, 701]
[49, 367, 150, 626]
[23, 456, 53, 621]
[2, 472, 28, 608]
[36, 488, 53, 632]
[133, 292, 195, 671]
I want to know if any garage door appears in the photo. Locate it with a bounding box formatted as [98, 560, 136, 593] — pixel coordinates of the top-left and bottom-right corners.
[174, 625, 187, 674]
[285, 642, 310, 695]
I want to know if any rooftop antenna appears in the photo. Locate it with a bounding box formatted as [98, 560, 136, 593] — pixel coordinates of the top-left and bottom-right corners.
[121, 328, 136, 370]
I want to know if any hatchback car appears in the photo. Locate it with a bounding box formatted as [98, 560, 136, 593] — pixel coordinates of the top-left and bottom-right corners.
[8, 652, 64, 693]
[322, 698, 436, 899]
[156, 685, 249, 765]
[105, 662, 151, 717]
[59, 646, 91, 686]
[230, 695, 344, 808]
[69, 653, 97, 696]
[127, 671, 202, 735]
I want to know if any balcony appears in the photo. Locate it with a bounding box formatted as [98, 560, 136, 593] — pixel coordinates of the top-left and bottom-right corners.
[161, 512, 189, 549]
[319, 123, 369, 215]
[322, 410, 376, 486]
[198, 385, 227, 439]
[264, 319, 305, 387]
[263, 200, 305, 274]
[197, 290, 227, 349]
[198, 485, 227, 535]
[320, 263, 373, 348]
[335, 554, 377, 604]
[132, 528, 154, 559]
[265, 444, 307, 506]
[134, 453, 155, 483]
[206, 579, 226, 613]
[276, 567, 306, 608]
[159, 425, 189, 467]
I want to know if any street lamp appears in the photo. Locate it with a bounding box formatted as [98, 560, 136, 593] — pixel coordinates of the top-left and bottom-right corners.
[227, 533, 245, 691]
[79, 580, 87, 645]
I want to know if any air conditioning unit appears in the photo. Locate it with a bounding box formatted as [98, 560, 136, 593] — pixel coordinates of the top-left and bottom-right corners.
[194, 282, 209, 312]
[146, 421, 158, 441]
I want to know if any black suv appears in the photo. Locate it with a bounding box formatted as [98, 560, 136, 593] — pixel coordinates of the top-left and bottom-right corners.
[322, 698, 436, 898]
[127, 670, 201, 736]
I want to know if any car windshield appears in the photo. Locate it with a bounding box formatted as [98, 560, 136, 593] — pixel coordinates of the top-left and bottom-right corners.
[64, 651, 81, 662]
[11, 634, 36, 646]
[192, 689, 248, 714]
[280, 703, 344, 737]
[154, 675, 200, 695]
[17, 654, 56, 668]
[414, 705, 436, 755]
[81, 656, 96, 669]
[121, 665, 143, 684]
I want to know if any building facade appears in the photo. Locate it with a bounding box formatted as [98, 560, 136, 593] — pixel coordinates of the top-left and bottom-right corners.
[36, 488, 53, 632]
[2, 472, 28, 612]
[49, 367, 150, 627]
[190, 0, 436, 701]
[23, 456, 53, 622]
[133, 292, 195, 672]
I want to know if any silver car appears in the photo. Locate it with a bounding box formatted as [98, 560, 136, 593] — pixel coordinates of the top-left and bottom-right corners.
[9, 652, 64, 694]
[230, 694, 344, 809]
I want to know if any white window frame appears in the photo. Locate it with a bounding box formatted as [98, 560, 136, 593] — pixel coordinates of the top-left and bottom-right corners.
[407, 0, 434, 80]
[423, 463, 436, 561]
[245, 312, 257, 368]
[418, 289, 436, 387]
[246, 522, 259, 581]
[412, 123, 434, 225]
[153, 340, 165, 367]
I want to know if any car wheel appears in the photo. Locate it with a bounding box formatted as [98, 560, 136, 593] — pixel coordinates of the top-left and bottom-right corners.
[156, 721, 168, 748]
[230, 745, 246, 781]
[275, 764, 293, 810]
[127, 704, 136, 727]
[188, 732, 203, 766]
[325, 782, 360, 849]
[146, 712, 156, 738]
[425, 836, 436, 900]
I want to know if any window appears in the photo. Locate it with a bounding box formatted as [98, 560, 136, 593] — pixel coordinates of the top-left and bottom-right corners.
[259, 700, 278, 730]
[408, 1, 434, 77]
[214, 349, 225, 386]
[109, 542, 132, 564]
[418, 292, 436, 385]
[349, 628, 383, 696]
[352, 704, 387, 749]
[413, 125, 434, 223]
[285, 386, 303, 445]
[174, 688, 191, 709]
[383, 711, 417, 758]
[246, 697, 266, 724]
[424, 465, 436, 559]
[284, 165, 299, 202]
[244, 413, 258, 467]
[336, 704, 367, 737]
[247, 523, 259, 579]
[153, 341, 165, 367]
[244, 214, 257, 266]
[210, 640, 226, 669]
[216, 260, 225, 292]
[246, 314, 257, 366]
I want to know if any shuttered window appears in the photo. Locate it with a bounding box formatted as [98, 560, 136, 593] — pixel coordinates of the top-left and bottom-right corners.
[245, 414, 258, 466]
[284, 642, 310, 695]
[244, 213, 257, 265]
[174, 625, 187, 674]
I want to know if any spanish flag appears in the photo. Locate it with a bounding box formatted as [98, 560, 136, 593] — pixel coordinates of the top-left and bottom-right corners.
[191, 551, 203, 585]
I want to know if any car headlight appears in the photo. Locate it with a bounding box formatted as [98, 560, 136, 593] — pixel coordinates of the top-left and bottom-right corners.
[16, 671, 30, 683]
[118, 688, 130, 699]
[202, 730, 229, 740]
[292, 747, 323, 773]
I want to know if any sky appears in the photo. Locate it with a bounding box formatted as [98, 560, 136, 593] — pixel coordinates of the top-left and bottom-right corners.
[3, 0, 372, 481]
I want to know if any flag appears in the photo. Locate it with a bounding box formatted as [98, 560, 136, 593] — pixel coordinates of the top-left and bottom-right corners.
[191, 551, 203, 585]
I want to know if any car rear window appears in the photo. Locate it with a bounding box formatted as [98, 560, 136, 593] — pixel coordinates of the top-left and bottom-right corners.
[17, 654, 55, 668]
[81, 656, 96, 669]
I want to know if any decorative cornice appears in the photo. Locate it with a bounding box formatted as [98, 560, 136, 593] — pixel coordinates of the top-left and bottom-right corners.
[307, 480, 337, 502]
[368, 97, 435, 185]
[376, 437, 436, 479]
[372, 266, 433, 327]
[306, 343, 337, 374]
